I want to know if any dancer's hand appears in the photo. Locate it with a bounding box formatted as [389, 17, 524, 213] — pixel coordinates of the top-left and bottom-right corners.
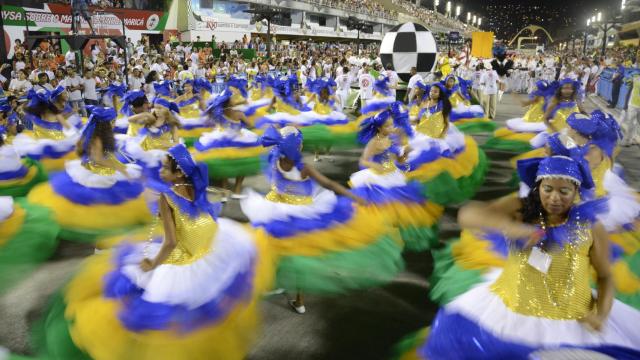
[579, 313, 605, 331]
[140, 258, 155, 272]
[502, 223, 542, 246]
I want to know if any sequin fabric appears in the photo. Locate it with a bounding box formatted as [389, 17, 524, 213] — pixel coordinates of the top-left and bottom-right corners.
[491, 222, 595, 320]
[523, 98, 545, 123]
[82, 154, 118, 176]
[313, 102, 332, 116]
[33, 124, 66, 140]
[449, 92, 470, 107]
[141, 128, 175, 151]
[416, 110, 446, 139]
[163, 194, 217, 266]
[549, 104, 579, 132]
[265, 164, 314, 205]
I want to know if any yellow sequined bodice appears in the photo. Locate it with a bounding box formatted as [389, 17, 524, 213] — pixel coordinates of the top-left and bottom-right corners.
[274, 98, 301, 115]
[409, 104, 421, 120]
[449, 92, 470, 107]
[592, 157, 612, 198]
[250, 87, 273, 102]
[314, 102, 332, 115]
[179, 99, 201, 119]
[82, 153, 118, 176]
[33, 122, 65, 140]
[417, 110, 446, 139]
[163, 194, 218, 266]
[523, 98, 546, 123]
[491, 225, 595, 320]
[126, 122, 143, 137]
[141, 128, 175, 151]
[549, 103, 579, 132]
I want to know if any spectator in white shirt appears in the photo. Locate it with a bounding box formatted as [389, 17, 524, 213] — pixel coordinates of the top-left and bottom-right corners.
[127, 67, 145, 90]
[480, 67, 500, 119]
[336, 66, 353, 110]
[8, 69, 32, 97]
[384, 63, 399, 98]
[33, 73, 54, 92]
[62, 67, 86, 116]
[405, 67, 423, 103]
[471, 63, 485, 103]
[82, 69, 99, 106]
[65, 50, 76, 67]
[29, 60, 55, 82]
[358, 63, 374, 108]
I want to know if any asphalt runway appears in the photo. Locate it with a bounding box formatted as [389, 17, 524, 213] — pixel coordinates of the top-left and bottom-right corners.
[1, 93, 636, 360]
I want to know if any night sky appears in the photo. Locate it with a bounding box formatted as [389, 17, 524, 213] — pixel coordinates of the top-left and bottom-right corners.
[420, 0, 617, 40]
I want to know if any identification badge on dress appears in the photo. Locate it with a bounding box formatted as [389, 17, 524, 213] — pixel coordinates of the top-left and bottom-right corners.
[528, 247, 552, 274]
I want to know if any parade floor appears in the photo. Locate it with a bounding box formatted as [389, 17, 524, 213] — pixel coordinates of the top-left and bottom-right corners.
[1, 93, 637, 360]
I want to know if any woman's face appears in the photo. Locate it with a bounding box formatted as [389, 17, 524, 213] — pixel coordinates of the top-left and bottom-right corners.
[380, 119, 395, 137]
[18, 71, 26, 80]
[584, 144, 605, 170]
[539, 178, 578, 216]
[560, 83, 574, 99]
[429, 86, 441, 101]
[160, 157, 183, 183]
[446, 77, 455, 88]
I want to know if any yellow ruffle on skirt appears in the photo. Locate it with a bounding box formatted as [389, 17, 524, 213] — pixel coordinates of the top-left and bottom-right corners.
[407, 136, 480, 182]
[492, 127, 537, 143]
[451, 230, 507, 271]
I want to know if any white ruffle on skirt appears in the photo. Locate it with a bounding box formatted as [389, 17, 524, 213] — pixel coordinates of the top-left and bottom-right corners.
[12, 132, 80, 157]
[0, 145, 24, 172]
[0, 196, 14, 221]
[598, 170, 640, 232]
[240, 188, 337, 224]
[120, 218, 256, 309]
[350, 168, 407, 188]
[65, 160, 142, 189]
[506, 118, 547, 133]
[116, 134, 167, 168]
[197, 128, 259, 147]
[444, 282, 640, 349]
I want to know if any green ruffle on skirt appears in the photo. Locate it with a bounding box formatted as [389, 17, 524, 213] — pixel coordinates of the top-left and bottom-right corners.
[454, 121, 497, 134]
[0, 158, 48, 197]
[421, 149, 489, 205]
[300, 125, 359, 151]
[201, 156, 263, 179]
[389, 327, 430, 360]
[275, 235, 404, 295]
[58, 224, 144, 243]
[0, 199, 59, 294]
[481, 137, 533, 154]
[428, 242, 484, 306]
[31, 292, 92, 360]
[615, 252, 640, 310]
[399, 224, 440, 252]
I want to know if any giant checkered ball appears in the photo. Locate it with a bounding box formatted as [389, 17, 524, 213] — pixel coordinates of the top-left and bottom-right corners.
[379, 22, 438, 83]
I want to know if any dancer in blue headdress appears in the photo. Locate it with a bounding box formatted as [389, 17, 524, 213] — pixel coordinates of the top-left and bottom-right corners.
[192, 85, 265, 196]
[0, 102, 47, 196]
[12, 89, 81, 172]
[27, 106, 152, 242]
[174, 78, 211, 146]
[241, 126, 403, 312]
[396, 154, 640, 360]
[115, 89, 149, 135]
[37, 144, 274, 360]
[50, 85, 85, 130]
[484, 80, 558, 153]
[350, 104, 444, 251]
[442, 74, 496, 134]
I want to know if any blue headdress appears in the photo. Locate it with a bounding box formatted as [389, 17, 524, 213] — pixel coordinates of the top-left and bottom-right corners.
[120, 90, 147, 116]
[167, 144, 218, 219]
[261, 126, 304, 170]
[192, 78, 213, 94]
[81, 106, 117, 155]
[253, 74, 268, 90]
[390, 101, 413, 138]
[153, 97, 180, 114]
[26, 89, 52, 109]
[50, 86, 66, 100]
[358, 108, 392, 144]
[557, 77, 583, 99]
[105, 83, 127, 99]
[153, 81, 173, 97]
[530, 80, 551, 99]
[373, 77, 392, 97]
[226, 76, 248, 98]
[0, 102, 11, 114]
[517, 155, 595, 198]
[204, 89, 232, 124]
[430, 82, 450, 98]
[567, 110, 622, 158]
[311, 78, 337, 96]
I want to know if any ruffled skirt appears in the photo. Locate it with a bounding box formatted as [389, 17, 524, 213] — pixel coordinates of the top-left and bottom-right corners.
[36, 218, 274, 360]
[192, 128, 265, 179]
[450, 104, 496, 134]
[27, 160, 152, 242]
[240, 188, 404, 294]
[12, 132, 80, 172]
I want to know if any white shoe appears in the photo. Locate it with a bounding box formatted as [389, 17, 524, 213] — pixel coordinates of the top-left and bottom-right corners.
[288, 300, 306, 314]
[221, 196, 228, 203]
[231, 193, 247, 200]
[264, 288, 286, 296]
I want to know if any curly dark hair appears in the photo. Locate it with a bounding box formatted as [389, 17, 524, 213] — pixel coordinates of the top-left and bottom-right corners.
[554, 83, 577, 101]
[25, 100, 61, 116]
[76, 121, 115, 157]
[520, 181, 544, 225]
[145, 70, 158, 84]
[430, 85, 452, 120]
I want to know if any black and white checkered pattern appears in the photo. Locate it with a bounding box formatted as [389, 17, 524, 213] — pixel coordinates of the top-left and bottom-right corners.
[379, 22, 438, 83]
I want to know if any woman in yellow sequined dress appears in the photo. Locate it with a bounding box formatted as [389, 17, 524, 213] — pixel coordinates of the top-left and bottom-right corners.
[38, 144, 273, 360]
[27, 106, 151, 242]
[405, 155, 640, 359]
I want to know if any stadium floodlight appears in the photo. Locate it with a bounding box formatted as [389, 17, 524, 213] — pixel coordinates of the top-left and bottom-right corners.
[467, 12, 471, 21]
[472, 15, 477, 24]
[587, 18, 591, 26]
[446, 1, 451, 13]
[456, 5, 461, 17]
[596, 12, 602, 22]
[478, 18, 482, 26]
